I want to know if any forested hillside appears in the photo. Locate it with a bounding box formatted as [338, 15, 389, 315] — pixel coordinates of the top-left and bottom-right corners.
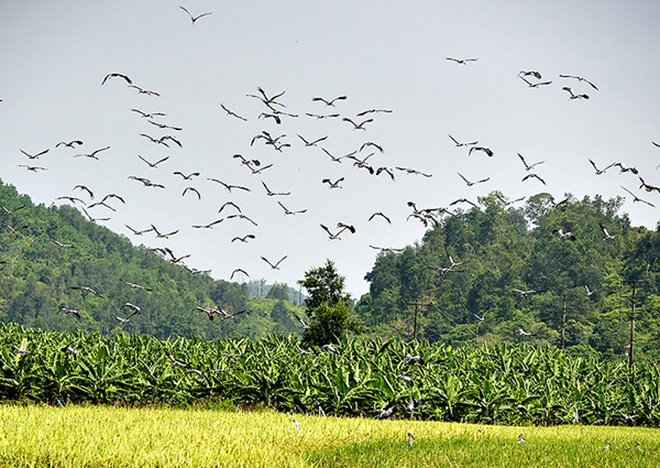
[356, 192, 659, 362]
[0, 180, 304, 339]
[1, 179, 658, 362]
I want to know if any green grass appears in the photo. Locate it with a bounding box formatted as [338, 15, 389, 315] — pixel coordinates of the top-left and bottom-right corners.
[0, 405, 658, 467]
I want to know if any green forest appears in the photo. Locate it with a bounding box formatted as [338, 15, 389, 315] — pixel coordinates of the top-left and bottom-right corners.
[0, 179, 658, 362]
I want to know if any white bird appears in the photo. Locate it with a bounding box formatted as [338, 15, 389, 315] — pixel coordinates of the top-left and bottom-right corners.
[457, 172, 490, 187]
[599, 224, 616, 241]
[518, 75, 552, 88]
[584, 285, 595, 297]
[448, 134, 478, 147]
[517, 153, 545, 171]
[517, 327, 536, 337]
[552, 228, 576, 240]
[559, 74, 599, 91]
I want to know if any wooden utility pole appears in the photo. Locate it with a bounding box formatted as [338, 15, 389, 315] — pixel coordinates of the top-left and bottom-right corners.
[628, 281, 637, 368]
[560, 292, 567, 350]
[408, 298, 433, 341]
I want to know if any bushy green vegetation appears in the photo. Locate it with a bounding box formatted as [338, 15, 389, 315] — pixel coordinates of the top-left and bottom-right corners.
[357, 192, 659, 362]
[1, 323, 658, 426]
[0, 405, 658, 467]
[0, 180, 304, 339]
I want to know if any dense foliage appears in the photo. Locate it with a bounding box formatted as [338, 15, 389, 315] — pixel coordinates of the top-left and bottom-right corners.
[356, 192, 659, 362]
[1, 323, 658, 427]
[298, 259, 361, 346]
[0, 180, 304, 339]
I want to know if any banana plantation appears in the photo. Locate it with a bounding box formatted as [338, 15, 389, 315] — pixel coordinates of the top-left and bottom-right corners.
[0, 322, 658, 427]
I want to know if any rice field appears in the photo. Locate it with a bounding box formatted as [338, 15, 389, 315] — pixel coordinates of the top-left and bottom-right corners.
[0, 405, 658, 467]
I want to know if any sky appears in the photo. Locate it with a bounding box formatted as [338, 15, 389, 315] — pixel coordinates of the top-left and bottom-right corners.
[0, 1, 658, 297]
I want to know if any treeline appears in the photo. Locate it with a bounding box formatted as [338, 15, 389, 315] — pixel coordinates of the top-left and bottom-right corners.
[0, 180, 304, 339]
[355, 192, 659, 362]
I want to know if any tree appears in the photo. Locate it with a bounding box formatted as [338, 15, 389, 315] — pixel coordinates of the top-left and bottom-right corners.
[298, 259, 360, 345]
[266, 282, 289, 301]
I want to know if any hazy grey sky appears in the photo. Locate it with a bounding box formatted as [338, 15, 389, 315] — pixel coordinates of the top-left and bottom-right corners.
[1, 1, 658, 296]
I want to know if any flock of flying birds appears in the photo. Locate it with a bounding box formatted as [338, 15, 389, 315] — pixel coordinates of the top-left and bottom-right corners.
[2, 8, 659, 332]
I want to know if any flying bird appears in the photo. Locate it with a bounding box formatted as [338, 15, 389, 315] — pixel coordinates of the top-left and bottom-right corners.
[448, 134, 478, 147]
[129, 85, 161, 97]
[55, 140, 83, 149]
[552, 228, 576, 240]
[522, 173, 546, 185]
[559, 74, 599, 91]
[342, 117, 374, 130]
[120, 279, 152, 291]
[613, 162, 638, 174]
[588, 159, 615, 175]
[73, 184, 94, 199]
[182, 187, 202, 200]
[638, 177, 660, 193]
[101, 73, 132, 85]
[217, 201, 243, 214]
[297, 134, 327, 147]
[356, 108, 392, 117]
[319, 223, 355, 240]
[518, 70, 543, 80]
[468, 146, 493, 157]
[446, 57, 478, 64]
[138, 155, 169, 168]
[517, 153, 545, 171]
[206, 178, 250, 193]
[312, 95, 347, 106]
[179, 5, 212, 23]
[321, 177, 345, 189]
[261, 255, 288, 270]
[230, 268, 250, 280]
[173, 171, 200, 180]
[246, 86, 286, 110]
[131, 108, 166, 119]
[518, 75, 552, 88]
[621, 186, 655, 207]
[599, 224, 617, 240]
[73, 146, 110, 160]
[517, 328, 537, 337]
[395, 166, 432, 177]
[457, 172, 490, 187]
[192, 219, 224, 229]
[219, 103, 247, 121]
[360, 141, 384, 153]
[231, 234, 255, 243]
[59, 307, 81, 319]
[261, 181, 291, 196]
[368, 212, 391, 224]
[277, 201, 307, 215]
[512, 288, 536, 297]
[562, 87, 589, 100]
[147, 120, 181, 131]
[20, 148, 49, 160]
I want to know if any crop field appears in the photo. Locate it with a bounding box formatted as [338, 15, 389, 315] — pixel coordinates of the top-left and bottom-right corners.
[1, 322, 659, 427]
[0, 405, 658, 467]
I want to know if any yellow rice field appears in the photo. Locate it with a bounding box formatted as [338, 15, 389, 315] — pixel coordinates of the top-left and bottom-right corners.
[0, 405, 658, 467]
